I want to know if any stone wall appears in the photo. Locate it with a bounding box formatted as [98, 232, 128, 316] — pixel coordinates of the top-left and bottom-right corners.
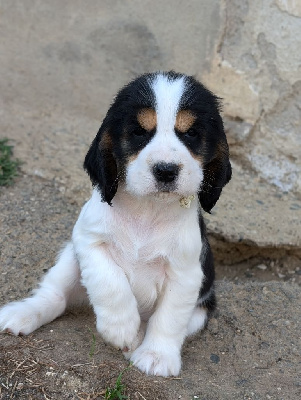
[203, 0, 301, 195]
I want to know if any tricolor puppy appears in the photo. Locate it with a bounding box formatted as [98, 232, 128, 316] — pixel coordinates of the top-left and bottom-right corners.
[0, 71, 231, 377]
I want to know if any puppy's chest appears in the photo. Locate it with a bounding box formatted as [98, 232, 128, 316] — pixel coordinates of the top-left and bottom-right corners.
[108, 214, 173, 314]
[110, 214, 173, 263]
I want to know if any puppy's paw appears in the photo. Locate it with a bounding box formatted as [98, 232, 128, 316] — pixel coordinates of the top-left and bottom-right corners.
[122, 321, 146, 360]
[0, 301, 41, 335]
[96, 308, 141, 350]
[130, 343, 181, 377]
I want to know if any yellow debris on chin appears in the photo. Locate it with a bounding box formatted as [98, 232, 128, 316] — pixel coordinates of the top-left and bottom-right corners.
[179, 195, 195, 209]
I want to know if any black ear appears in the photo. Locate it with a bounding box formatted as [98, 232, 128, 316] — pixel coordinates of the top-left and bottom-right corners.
[198, 144, 232, 214]
[84, 124, 118, 206]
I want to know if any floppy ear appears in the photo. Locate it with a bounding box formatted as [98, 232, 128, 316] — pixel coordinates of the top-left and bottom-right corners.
[198, 143, 232, 214]
[83, 124, 118, 206]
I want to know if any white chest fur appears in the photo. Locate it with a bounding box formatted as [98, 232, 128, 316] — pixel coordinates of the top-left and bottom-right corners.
[107, 210, 172, 318]
[74, 189, 202, 318]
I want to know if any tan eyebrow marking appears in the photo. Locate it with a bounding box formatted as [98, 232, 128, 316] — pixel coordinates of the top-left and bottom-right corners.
[137, 108, 157, 131]
[175, 110, 196, 133]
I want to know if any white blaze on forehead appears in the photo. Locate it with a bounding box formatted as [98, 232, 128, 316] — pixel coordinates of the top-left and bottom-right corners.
[151, 74, 185, 134]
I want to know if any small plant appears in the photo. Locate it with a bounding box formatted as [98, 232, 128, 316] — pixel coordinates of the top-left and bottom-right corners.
[0, 138, 21, 186]
[104, 364, 132, 400]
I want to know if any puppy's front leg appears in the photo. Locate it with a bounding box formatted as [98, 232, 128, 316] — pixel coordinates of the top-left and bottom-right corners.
[74, 239, 141, 351]
[131, 257, 203, 377]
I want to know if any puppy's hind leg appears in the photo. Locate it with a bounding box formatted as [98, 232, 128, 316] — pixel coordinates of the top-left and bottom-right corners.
[186, 286, 216, 336]
[0, 242, 85, 335]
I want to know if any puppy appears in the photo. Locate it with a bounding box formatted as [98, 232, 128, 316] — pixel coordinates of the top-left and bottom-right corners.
[0, 71, 231, 377]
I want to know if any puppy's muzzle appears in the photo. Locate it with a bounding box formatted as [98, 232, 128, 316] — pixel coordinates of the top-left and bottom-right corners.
[152, 162, 180, 184]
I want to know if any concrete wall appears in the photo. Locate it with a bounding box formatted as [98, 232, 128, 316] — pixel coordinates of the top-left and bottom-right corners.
[0, 0, 220, 192]
[0, 0, 300, 198]
[0, 0, 220, 119]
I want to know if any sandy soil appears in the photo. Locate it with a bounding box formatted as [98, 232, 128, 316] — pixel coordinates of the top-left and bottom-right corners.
[0, 176, 300, 400]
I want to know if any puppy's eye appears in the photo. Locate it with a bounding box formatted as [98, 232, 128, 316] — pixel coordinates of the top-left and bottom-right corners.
[132, 127, 155, 138]
[185, 128, 198, 138]
[133, 128, 146, 137]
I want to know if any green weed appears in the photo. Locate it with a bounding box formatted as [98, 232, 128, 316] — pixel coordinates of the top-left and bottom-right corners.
[86, 328, 131, 399]
[0, 138, 21, 186]
[104, 364, 132, 400]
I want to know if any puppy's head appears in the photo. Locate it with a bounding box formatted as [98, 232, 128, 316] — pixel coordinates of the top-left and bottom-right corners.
[84, 71, 231, 212]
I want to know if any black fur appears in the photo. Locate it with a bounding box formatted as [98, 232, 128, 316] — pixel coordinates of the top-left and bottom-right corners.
[198, 157, 232, 214]
[84, 122, 118, 205]
[197, 214, 216, 313]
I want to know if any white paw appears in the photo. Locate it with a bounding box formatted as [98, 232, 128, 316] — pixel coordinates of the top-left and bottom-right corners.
[0, 291, 66, 335]
[130, 343, 181, 377]
[0, 301, 42, 335]
[122, 321, 146, 360]
[96, 308, 141, 350]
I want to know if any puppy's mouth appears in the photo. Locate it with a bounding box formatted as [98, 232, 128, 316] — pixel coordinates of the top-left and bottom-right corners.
[155, 182, 177, 193]
[153, 183, 186, 203]
[153, 191, 179, 201]
[153, 189, 196, 208]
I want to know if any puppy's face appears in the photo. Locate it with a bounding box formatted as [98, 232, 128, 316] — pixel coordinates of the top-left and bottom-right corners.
[124, 76, 203, 198]
[84, 72, 231, 212]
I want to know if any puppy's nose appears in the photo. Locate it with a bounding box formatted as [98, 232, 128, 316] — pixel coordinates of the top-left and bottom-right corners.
[152, 162, 180, 183]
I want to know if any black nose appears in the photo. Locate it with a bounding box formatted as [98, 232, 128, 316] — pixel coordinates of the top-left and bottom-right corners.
[152, 162, 180, 183]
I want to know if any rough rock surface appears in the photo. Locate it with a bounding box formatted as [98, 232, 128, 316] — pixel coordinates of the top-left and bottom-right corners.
[203, 0, 301, 195]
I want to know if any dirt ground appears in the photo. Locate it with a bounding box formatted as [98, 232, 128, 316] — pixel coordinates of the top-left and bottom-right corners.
[0, 176, 300, 400]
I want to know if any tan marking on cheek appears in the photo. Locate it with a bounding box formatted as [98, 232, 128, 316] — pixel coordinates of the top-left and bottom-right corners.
[189, 150, 204, 165]
[128, 153, 139, 163]
[183, 142, 204, 166]
[175, 110, 196, 133]
[137, 108, 157, 131]
[100, 131, 112, 149]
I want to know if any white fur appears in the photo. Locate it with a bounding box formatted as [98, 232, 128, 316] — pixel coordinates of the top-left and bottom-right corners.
[0, 74, 208, 377]
[187, 307, 208, 336]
